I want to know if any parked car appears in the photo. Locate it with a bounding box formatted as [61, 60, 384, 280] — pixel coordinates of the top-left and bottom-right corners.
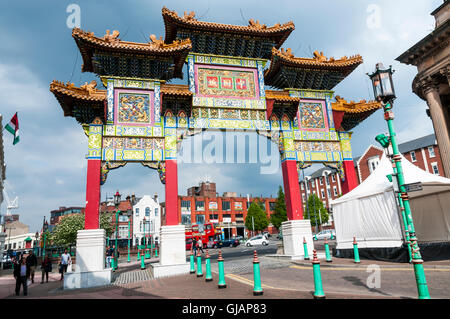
[218, 238, 240, 248]
[206, 240, 219, 249]
[313, 229, 336, 240]
[2, 255, 13, 270]
[245, 235, 269, 247]
[262, 231, 271, 238]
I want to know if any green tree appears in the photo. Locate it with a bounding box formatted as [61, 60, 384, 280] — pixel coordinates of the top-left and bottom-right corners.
[50, 213, 114, 247]
[245, 201, 269, 234]
[270, 186, 287, 230]
[303, 194, 329, 229]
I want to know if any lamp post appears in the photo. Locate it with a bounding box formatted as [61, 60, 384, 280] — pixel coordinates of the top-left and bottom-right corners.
[369, 63, 430, 299]
[42, 218, 48, 258]
[34, 231, 39, 256]
[128, 194, 137, 263]
[113, 190, 121, 271]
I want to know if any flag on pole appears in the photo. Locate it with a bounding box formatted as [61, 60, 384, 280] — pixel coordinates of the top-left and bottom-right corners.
[5, 113, 19, 145]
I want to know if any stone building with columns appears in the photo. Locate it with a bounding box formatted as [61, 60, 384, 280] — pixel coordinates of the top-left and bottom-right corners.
[397, 0, 450, 177]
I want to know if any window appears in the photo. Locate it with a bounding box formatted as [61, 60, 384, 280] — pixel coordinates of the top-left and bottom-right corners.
[118, 225, 129, 238]
[331, 174, 336, 182]
[321, 190, 325, 199]
[300, 183, 304, 190]
[196, 214, 205, 225]
[325, 176, 329, 185]
[135, 208, 139, 216]
[195, 201, 205, 211]
[154, 208, 158, 217]
[428, 146, 435, 158]
[368, 156, 380, 173]
[209, 214, 218, 220]
[333, 186, 338, 196]
[327, 189, 332, 198]
[431, 162, 439, 175]
[302, 194, 306, 202]
[118, 215, 129, 222]
[269, 202, 276, 211]
[319, 177, 323, 185]
[145, 207, 150, 217]
[181, 214, 191, 226]
[222, 201, 231, 211]
[181, 200, 191, 212]
[410, 151, 417, 162]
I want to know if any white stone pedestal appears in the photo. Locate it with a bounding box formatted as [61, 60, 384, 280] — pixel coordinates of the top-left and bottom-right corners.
[64, 229, 111, 289]
[279, 220, 315, 260]
[150, 225, 189, 278]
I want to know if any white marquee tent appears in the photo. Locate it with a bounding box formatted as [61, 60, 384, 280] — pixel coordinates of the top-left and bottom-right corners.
[331, 153, 450, 251]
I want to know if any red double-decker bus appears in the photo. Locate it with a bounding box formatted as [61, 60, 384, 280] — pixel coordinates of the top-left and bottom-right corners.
[185, 222, 221, 250]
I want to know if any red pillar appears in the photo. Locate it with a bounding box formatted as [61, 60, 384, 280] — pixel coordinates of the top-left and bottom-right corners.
[281, 160, 303, 220]
[165, 159, 179, 226]
[85, 159, 101, 229]
[341, 160, 358, 194]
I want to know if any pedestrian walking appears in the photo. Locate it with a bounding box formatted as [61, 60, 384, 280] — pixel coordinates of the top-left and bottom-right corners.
[14, 256, 30, 296]
[26, 250, 38, 283]
[198, 238, 204, 254]
[41, 254, 52, 284]
[192, 237, 198, 255]
[106, 246, 114, 268]
[59, 249, 71, 281]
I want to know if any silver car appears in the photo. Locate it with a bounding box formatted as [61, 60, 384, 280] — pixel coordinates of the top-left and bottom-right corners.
[313, 229, 336, 240]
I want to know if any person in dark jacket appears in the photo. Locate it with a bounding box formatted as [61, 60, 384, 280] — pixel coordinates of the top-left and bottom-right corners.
[26, 251, 38, 283]
[41, 254, 52, 284]
[14, 256, 30, 296]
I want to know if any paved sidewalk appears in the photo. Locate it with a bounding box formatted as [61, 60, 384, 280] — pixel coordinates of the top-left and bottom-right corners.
[2, 254, 449, 299]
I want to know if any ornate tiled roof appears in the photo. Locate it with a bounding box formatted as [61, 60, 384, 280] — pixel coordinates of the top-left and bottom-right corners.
[265, 48, 363, 90]
[331, 95, 381, 131]
[50, 80, 105, 123]
[265, 90, 300, 102]
[50, 80, 193, 123]
[331, 95, 381, 113]
[162, 7, 294, 58]
[72, 28, 192, 79]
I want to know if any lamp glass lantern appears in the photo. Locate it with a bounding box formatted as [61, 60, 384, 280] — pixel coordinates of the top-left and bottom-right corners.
[114, 191, 121, 207]
[368, 63, 396, 103]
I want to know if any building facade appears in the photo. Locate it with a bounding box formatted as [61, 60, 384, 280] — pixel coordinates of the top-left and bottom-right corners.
[50, 206, 84, 226]
[300, 134, 445, 229]
[299, 168, 341, 229]
[396, 1, 450, 178]
[3, 221, 39, 253]
[132, 195, 160, 247]
[354, 134, 445, 183]
[162, 182, 277, 238]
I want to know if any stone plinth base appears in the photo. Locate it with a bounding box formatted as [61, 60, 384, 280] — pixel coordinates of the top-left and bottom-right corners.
[64, 229, 111, 289]
[150, 262, 190, 278]
[63, 269, 111, 289]
[150, 225, 190, 278]
[281, 220, 315, 259]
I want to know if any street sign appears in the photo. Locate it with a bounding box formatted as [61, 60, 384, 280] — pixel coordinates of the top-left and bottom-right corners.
[403, 182, 423, 192]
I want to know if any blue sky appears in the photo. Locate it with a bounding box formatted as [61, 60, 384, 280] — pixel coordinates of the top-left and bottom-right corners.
[0, 0, 442, 232]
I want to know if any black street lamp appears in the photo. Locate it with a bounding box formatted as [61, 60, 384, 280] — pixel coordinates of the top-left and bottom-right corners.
[368, 63, 396, 103]
[112, 190, 121, 271]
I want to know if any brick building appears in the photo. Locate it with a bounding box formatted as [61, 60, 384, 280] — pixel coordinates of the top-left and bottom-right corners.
[354, 134, 444, 183]
[161, 182, 278, 239]
[50, 207, 84, 226]
[300, 134, 445, 230]
[299, 168, 342, 229]
[100, 196, 134, 248]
